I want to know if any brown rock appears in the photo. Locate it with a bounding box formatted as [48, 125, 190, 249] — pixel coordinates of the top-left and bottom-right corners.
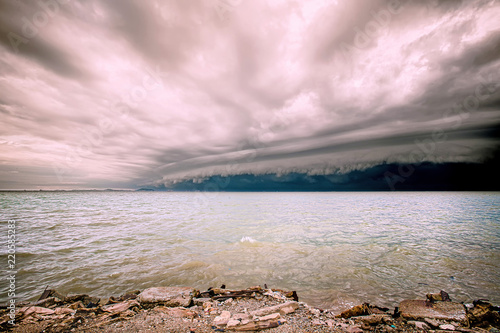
[68, 301, 85, 309]
[399, 300, 466, 323]
[259, 312, 280, 321]
[227, 319, 241, 328]
[408, 320, 430, 330]
[213, 310, 232, 327]
[231, 320, 280, 331]
[119, 310, 136, 317]
[337, 303, 370, 318]
[154, 306, 196, 318]
[193, 297, 211, 306]
[354, 314, 392, 325]
[467, 301, 500, 328]
[249, 301, 299, 317]
[64, 294, 89, 303]
[439, 323, 456, 330]
[346, 325, 364, 333]
[424, 318, 440, 328]
[139, 287, 195, 308]
[20, 306, 56, 317]
[233, 313, 252, 321]
[101, 300, 140, 314]
[54, 307, 75, 315]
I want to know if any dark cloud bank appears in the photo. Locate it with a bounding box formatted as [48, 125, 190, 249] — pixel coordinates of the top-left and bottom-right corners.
[145, 160, 500, 192]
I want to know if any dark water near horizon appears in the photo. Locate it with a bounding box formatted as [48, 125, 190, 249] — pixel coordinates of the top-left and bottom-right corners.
[1, 191, 499, 311]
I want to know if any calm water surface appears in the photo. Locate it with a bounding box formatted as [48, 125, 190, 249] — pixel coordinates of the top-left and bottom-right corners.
[1, 192, 499, 311]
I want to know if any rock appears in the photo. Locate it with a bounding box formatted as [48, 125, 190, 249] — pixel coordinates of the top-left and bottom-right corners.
[408, 321, 430, 330]
[440, 323, 456, 330]
[193, 297, 211, 306]
[154, 306, 196, 318]
[231, 320, 280, 331]
[249, 301, 299, 317]
[68, 301, 85, 309]
[337, 303, 370, 318]
[102, 300, 140, 314]
[309, 308, 321, 316]
[424, 318, 441, 328]
[427, 291, 451, 302]
[54, 307, 76, 315]
[213, 310, 231, 327]
[99, 298, 111, 306]
[399, 300, 467, 323]
[227, 319, 240, 328]
[355, 314, 392, 325]
[312, 319, 325, 325]
[467, 301, 500, 328]
[65, 294, 89, 303]
[259, 312, 280, 321]
[233, 313, 252, 321]
[119, 310, 136, 317]
[139, 287, 195, 308]
[279, 302, 300, 315]
[202, 301, 214, 309]
[346, 325, 364, 333]
[326, 319, 336, 327]
[19, 306, 55, 319]
[384, 325, 396, 332]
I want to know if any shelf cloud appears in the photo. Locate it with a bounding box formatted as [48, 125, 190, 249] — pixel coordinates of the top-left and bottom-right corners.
[0, 0, 499, 190]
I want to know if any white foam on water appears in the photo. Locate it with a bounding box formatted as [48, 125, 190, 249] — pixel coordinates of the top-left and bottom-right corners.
[240, 236, 256, 243]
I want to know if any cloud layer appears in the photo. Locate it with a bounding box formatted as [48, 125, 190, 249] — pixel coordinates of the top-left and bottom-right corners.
[1, 0, 499, 189]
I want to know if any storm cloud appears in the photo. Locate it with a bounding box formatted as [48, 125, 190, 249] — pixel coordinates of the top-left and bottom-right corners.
[1, 0, 499, 190]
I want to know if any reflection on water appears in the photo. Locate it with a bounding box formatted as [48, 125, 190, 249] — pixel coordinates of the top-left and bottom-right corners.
[1, 191, 499, 311]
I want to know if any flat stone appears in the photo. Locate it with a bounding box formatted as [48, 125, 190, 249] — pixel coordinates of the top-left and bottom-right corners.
[139, 287, 195, 308]
[259, 312, 281, 321]
[227, 319, 240, 328]
[408, 321, 430, 330]
[64, 294, 89, 303]
[154, 306, 196, 318]
[346, 325, 364, 333]
[249, 301, 299, 317]
[312, 319, 325, 325]
[193, 298, 211, 306]
[101, 300, 139, 314]
[21, 306, 55, 317]
[233, 313, 251, 321]
[213, 310, 232, 327]
[424, 318, 440, 328]
[440, 324, 456, 330]
[354, 314, 392, 325]
[399, 300, 466, 323]
[54, 307, 75, 315]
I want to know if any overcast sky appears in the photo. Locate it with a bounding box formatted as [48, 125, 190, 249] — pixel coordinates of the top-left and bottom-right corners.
[1, 0, 499, 190]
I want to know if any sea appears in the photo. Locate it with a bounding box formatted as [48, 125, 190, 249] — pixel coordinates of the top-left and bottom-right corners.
[1, 191, 499, 311]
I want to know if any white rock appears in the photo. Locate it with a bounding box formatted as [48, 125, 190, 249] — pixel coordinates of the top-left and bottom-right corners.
[258, 312, 280, 321]
[213, 310, 232, 327]
[408, 321, 430, 330]
[226, 319, 240, 328]
[139, 287, 195, 307]
[439, 324, 456, 330]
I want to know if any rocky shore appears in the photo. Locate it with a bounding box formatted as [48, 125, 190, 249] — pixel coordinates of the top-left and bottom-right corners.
[1, 286, 499, 332]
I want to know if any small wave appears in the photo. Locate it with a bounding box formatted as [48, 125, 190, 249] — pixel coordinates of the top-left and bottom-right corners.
[240, 236, 256, 243]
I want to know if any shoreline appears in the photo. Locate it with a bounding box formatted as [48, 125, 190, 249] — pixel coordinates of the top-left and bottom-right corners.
[1, 285, 499, 332]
